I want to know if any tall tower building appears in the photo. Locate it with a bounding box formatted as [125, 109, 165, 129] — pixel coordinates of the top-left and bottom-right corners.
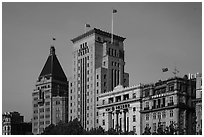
[69, 28, 129, 130]
[32, 46, 68, 134]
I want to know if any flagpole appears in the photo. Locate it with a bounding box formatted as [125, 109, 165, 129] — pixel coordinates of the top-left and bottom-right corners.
[84, 24, 86, 34]
[111, 12, 113, 44]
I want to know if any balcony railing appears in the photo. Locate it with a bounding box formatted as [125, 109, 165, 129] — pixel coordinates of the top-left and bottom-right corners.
[144, 107, 149, 110]
[168, 102, 174, 106]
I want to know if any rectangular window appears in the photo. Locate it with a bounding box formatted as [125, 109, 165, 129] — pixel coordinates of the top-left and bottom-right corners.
[170, 110, 173, 117]
[133, 93, 136, 98]
[102, 100, 105, 105]
[133, 126, 136, 133]
[169, 84, 174, 91]
[133, 115, 136, 122]
[133, 107, 136, 112]
[39, 108, 44, 113]
[46, 121, 50, 125]
[45, 108, 50, 112]
[146, 114, 149, 121]
[153, 123, 156, 132]
[158, 112, 161, 119]
[170, 120, 174, 125]
[145, 102, 149, 108]
[153, 112, 156, 119]
[45, 102, 50, 105]
[103, 119, 105, 125]
[162, 111, 166, 118]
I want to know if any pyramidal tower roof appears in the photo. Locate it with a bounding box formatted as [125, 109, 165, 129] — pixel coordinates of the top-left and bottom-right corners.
[39, 46, 67, 81]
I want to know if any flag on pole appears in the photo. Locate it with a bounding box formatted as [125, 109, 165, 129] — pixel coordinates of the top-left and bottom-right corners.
[113, 9, 117, 13]
[85, 23, 91, 28]
[162, 68, 168, 72]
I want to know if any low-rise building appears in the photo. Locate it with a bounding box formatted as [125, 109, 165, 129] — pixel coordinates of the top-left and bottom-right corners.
[140, 76, 196, 135]
[190, 73, 202, 134]
[2, 111, 32, 135]
[97, 84, 143, 135]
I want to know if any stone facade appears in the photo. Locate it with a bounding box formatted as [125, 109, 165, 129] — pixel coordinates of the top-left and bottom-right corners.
[140, 76, 196, 135]
[32, 46, 68, 134]
[97, 84, 143, 135]
[69, 28, 129, 130]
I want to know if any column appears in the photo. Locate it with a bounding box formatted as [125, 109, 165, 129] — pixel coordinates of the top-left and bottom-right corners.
[123, 110, 126, 132]
[108, 112, 112, 130]
[116, 110, 119, 131]
[112, 69, 115, 89]
[116, 70, 118, 86]
[114, 69, 117, 87]
[114, 111, 117, 130]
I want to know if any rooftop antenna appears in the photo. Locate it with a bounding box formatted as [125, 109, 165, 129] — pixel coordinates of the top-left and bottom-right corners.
[111, 9, 117, 44]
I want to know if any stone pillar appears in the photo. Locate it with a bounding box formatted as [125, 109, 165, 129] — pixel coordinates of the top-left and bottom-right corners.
[112, 69, 115, 89]
[116, 110, 119, 131]
[123, 110, 126, 132]
[108, 112, 112, 130]
[114, 111, 117, 129]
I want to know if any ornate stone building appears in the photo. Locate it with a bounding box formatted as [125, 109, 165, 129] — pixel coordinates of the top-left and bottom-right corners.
[69, 28, 129, 130]
[32, 46, 68, 134]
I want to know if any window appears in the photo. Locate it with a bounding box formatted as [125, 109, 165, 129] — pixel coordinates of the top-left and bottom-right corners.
[97, 82, 99, 87]
[162, 122, 166, 130]
[45, 115, 50, 118]
[97, 75, 99, 79]
[56, 101, 60, 105]
[104, 74, 106, 79]
[45, 108, 50, 112]
[102, 100, 105, 105]
[103, 112, 105, 116]
[133, 107, 136, 112]
[34, 110, 38, 114]
[169, 84, 174, 91]
[133, 115, 136, 122]
[158, 112, 161, 119]
[162, 111, 166, 118]
[145, 102, 149, 108]
[46, 121, 50, 125]
[45, 102, 50, 105]
[39, 108, 44, 113]
[153, 123, 156, 132]
[104, 82, 106, 87]
[170, 96, 173, 103]
[146, 123, 149, 128]
[40, 115, 44, 119]
[170, 120, 174, 125]
[133, 93, 136, 98]
[170, 110, 173, 117]
[153, 112, 156, 119]
[133, 126, 136, 133]
[146, 114, 149, 121]
[103, 119, 105, 125]
[103, 61, 106, 66]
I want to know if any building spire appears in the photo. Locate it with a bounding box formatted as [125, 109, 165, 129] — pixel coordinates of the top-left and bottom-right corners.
[50, 37, 56, 55]
[50, 46, 55, 55]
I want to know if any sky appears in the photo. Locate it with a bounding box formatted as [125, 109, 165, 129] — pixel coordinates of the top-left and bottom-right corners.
[2, 2, 202, 122]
